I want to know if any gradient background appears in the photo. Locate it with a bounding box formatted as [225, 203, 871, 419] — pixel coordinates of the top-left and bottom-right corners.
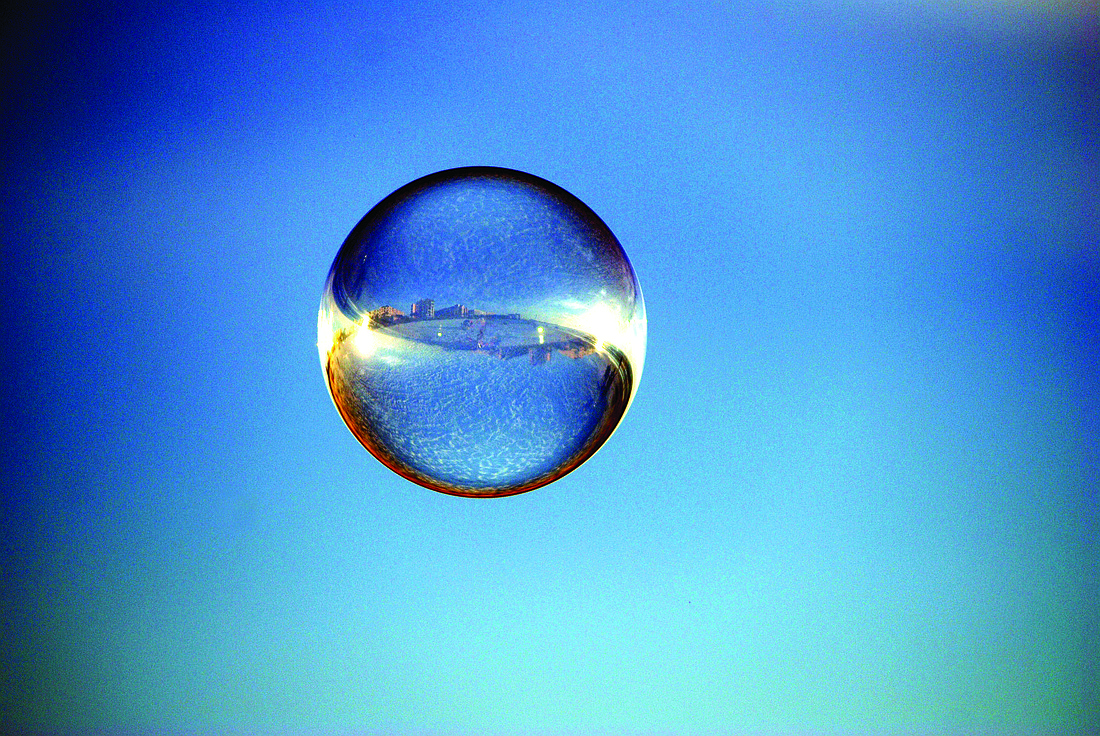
[2, 1, 1097, 733]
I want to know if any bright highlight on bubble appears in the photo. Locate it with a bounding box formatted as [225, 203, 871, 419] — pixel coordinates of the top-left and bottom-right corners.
[318, 167, 646, 497]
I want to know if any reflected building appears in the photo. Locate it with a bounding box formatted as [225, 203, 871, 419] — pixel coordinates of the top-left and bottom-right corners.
[436, 304, 468, 319]
[558, 342, 595, 359]
[368, 305, 405, 325]
[410, 298, 434, 319]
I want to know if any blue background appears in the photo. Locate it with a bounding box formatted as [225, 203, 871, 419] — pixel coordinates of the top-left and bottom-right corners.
[3, 1, 1097, 733]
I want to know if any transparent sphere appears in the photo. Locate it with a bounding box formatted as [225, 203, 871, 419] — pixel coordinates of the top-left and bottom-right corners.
[318, 167, 646, 497]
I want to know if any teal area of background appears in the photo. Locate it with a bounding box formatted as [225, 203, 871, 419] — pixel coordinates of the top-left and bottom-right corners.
[1, 0, 1096, 733]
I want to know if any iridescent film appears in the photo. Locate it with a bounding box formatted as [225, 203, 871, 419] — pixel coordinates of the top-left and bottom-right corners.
[318, 167, 646, 497]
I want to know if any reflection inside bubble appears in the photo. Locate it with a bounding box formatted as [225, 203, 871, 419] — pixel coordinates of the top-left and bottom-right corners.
[318, 167, 645, 497]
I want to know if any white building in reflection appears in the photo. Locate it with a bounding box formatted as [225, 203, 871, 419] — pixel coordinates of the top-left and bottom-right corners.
[410, 298, 434, 319]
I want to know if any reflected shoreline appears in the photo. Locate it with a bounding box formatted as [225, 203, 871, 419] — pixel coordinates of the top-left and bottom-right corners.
[338, 313, 605, 366]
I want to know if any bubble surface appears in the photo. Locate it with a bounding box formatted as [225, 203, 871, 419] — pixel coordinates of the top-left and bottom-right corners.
[318, 167, 646, 497]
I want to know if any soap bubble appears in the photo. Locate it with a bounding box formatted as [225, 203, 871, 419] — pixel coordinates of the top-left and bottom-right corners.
[318, 167, 646, 497]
